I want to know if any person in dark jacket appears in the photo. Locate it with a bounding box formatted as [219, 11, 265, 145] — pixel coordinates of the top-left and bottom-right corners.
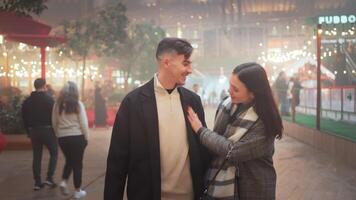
[188, 63, 283, 200]
[291, 76, 302, 122]
[94, 85, 107, 127]
[104, 38, 211, 200]
[273, 71, 289, 116]
[22, 78, 58, 190]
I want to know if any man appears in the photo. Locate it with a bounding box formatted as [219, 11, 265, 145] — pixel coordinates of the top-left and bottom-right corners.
[22, 78, 58, 190]
[291, 76, 302, 122]
[104, 38, 210, 200]
[273, 71, 289, 115]
[192, 83, 200, 94]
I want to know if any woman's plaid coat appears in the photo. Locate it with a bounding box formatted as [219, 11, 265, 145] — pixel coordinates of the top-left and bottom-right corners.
[198, 103, 276, 200]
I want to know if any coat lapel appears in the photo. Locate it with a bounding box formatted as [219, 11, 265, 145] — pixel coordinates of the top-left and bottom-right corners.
[140, 79, 161, 200]
[177, 87, 192, 134]
[178, 87, 202, 199]
[177, 87, 199, 145]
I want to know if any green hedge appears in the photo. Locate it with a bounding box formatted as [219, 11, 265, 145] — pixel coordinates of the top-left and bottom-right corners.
[0, 94, 26, 135]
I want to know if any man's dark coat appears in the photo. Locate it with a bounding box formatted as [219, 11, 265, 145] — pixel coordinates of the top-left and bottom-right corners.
[104, 78, 211, 200]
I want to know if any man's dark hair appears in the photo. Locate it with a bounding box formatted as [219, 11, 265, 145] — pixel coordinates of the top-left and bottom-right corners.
[156, 37, 193, 60]
[34, 78, 46, 90]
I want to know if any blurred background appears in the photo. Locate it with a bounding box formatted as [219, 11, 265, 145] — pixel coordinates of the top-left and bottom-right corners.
[0, 1, 356, 199]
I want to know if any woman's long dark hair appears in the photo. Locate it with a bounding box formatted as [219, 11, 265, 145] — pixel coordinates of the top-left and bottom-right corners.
[233, 62, 283, 139]
[57, 81, 79, 114]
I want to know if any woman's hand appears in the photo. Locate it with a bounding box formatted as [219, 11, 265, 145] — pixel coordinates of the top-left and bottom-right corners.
[187, 106, 203, 133]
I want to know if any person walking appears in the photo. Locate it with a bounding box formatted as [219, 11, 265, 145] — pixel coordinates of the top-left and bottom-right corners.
[104, 37, 211, 200]
[187, 63, 283, 200]
[22, 78, 58, 190]
[52, 81, 89, 199]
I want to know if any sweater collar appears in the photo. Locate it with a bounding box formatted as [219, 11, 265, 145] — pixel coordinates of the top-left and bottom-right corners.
[154, 73, 178, 95]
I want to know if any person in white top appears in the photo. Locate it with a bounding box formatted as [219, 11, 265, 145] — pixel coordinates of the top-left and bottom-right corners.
[52, 81, 89, 199]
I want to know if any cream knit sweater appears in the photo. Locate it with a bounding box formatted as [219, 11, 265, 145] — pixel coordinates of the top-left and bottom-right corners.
[154, 75, 193, 200]
[52, 101, 90, 140]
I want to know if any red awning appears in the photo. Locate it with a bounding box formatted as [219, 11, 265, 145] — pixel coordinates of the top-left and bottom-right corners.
[5, 34, 66, 47]
[0, 11, 51, 35]
[0, 11, 67, 79]
[0, 11, 66, 47]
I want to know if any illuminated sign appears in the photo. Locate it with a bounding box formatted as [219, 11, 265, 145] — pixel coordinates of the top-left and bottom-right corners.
[318, 15, 356, 25]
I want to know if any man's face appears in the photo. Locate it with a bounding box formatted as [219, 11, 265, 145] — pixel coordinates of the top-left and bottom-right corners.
[166, 53, 192, 86]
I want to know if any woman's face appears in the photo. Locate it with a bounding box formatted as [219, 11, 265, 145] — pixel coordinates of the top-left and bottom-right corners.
[228, 74, 255, 104]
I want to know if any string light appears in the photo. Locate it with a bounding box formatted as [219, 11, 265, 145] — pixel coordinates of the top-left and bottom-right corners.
[0, 61, 102, 80]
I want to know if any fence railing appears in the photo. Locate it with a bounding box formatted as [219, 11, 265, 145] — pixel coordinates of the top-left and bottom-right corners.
[299, 86, 356, 123]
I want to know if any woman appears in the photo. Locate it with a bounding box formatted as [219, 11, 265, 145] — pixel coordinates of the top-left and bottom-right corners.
[188, 63, 283, 200]
[52, 81, 89, 199]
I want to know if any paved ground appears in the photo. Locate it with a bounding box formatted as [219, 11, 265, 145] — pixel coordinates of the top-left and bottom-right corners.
[1, 106, 356, 200]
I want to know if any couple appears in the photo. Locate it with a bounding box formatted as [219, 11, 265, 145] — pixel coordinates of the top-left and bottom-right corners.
[104, 38, 283, 200]
[22, 79, 89, 199]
